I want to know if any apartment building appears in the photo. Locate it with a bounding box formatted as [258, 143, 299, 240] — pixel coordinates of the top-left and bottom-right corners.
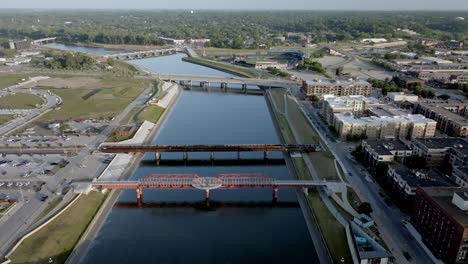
[322, 95, 382, 125]
[301, 79, 372, 97]
[414, 102, 468, 137]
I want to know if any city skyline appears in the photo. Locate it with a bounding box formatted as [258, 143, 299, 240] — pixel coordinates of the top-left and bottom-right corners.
[1, 0, 468, 10]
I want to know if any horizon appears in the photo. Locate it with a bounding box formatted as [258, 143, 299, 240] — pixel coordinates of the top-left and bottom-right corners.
[0, 8, 468, 12]
[1, 0, 468, 11]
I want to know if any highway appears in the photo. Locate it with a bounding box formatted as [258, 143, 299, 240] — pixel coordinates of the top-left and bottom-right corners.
[293, 89, 436, 264]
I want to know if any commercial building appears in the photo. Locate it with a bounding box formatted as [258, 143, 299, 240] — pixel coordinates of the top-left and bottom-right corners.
[362, 140, 412, 165]
[301, 79, 372, 97]
[321, 95, 382, 125]
[408, 65, 468, 82]
[393, 75, 425, 88]
[253, 61, 287, 70]
[458, 74, 468, 84]
[411, 137, 468, 167]
[386, 92, 419, 103]
[411, 187, 468, 264]
[334, 113, 436, 140]
[414, 102, 468, 137]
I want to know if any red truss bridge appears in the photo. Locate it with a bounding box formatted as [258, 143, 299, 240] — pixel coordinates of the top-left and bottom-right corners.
[91, 174, 344, 203]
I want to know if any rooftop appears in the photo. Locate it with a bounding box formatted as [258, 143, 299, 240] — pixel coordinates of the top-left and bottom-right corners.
[335, 113, 436, 126]
[390, 165, 454, 189]
[365, 139, 411, 156]
[413, 137, 468, 150]
[304, 79, 370, 86]
[421, 187, 468, 227]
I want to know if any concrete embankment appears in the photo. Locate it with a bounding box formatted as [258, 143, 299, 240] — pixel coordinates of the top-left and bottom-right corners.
[65, 82, 182, 264]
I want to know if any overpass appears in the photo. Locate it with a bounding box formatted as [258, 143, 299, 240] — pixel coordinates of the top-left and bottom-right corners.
[32, 37, 57, 45]
[91, 173, 344, 203]
[155, 74, 300, 90]
[104, 48, 179, 60]
[99, 144, 321, 160]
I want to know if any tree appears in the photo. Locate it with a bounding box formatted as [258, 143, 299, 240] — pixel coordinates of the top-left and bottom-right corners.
[437, 94, 450, 100]
[358, 202, 373, 215]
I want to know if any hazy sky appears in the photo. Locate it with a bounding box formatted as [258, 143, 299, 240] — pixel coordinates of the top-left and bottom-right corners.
[2, 0, 468, 10]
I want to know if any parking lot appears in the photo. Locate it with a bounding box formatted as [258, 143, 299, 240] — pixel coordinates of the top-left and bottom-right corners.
[0, 135, 96, 148]
[0, 154, 71, 179]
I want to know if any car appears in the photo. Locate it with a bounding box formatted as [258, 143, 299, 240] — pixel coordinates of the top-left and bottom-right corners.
[348, 172, 353, 176]
[403, 252, 412, 261]
[39, 195, 48, 202]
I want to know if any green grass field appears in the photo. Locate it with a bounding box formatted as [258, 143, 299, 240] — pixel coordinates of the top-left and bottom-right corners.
[0, 115, 14, 125]
[0, 74, 39, 89]
[308, 190, 353, 264]
[9, 192, 105, 264]
[0, 94, 44, 109]
[136, 104, 165, 124]
[35, 77, 148, 122]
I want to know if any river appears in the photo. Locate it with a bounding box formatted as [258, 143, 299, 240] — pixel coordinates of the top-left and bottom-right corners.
[49, 44, 318, 264]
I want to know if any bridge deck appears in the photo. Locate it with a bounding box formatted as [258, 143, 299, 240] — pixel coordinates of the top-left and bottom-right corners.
[99, 144, 321, 153]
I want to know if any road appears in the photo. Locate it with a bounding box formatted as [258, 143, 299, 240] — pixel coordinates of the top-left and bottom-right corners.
[0, 83, 155, 257]
[0, 76, 62, 136]
[294, 88, 435, 264]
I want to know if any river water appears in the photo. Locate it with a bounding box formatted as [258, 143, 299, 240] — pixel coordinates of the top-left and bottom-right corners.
[50, 44, 318, 264]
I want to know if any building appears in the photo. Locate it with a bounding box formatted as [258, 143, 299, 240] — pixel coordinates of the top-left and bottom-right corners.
[321, 95, 382, 125]
[158, 37, 185, 45]
[188, 39, 210, 45]
[411, 187, 468, 264]
[420, 56, 454, 65]
[452, 166, 468, 187]
[408, 65, 468, 82]
[6, 40, 31, 50]
[334, 113, 436, 140]
[411, 137, 468, 167]
[362, 140, 412, 165]
[393, 75, 425, 88]
[367, 104, 409, 117]
[349, 222, 392, 264]
[253, 61, 287, 70]
[458, 74, 468, 84]
[387, 165, 453, 209]
[119, 126, 136, 137]
[414, 102, 468, 137]
[301, 79, 372, 97]
[386, 92, 419, 104]
[360, 38, 388, 43]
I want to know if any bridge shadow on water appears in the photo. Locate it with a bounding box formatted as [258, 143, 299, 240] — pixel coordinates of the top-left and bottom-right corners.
[140, 158, 285, 167]
[181, 86, 264, 95]
[115, 200, 299, 211]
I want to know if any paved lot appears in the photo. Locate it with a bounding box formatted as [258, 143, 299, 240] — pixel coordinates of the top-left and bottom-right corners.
[0, 135, 96, 148]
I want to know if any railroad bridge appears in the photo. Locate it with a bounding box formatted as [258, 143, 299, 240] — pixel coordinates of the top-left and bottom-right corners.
[92, 174, 344, 203]
[99, 144, 321, 161]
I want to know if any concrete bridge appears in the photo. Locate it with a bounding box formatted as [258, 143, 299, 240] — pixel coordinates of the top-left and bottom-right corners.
[32, 37, 57, 45]
[104, 48, 180, 60]
[99, 144, 321, 161]
[91, 174, 345, 203]
[155, 74, 300, 90]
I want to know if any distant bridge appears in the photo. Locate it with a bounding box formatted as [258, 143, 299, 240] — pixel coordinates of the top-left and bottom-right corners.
[99, 144, 321, 160]
[92, 174, 344, 203]
[155, 74, 300, 89]
[32, 37, 57, 45]
[104, 48, 180, 60]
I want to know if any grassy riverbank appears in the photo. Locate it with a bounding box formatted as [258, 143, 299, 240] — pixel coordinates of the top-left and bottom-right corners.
[9, 192, 106, 264]
[182, 57, 259, 78]
[266, 89, 352, 263]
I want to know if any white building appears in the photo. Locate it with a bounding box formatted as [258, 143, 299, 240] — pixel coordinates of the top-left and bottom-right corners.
[361, 38, 387, 43]
[386, 92, 419, 103]
[322, 95, 382, 125]
[254, 61, 288, 70]
[334, 113, 437, 140]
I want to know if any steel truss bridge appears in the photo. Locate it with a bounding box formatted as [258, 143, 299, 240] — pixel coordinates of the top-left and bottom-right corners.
[92, 174, 343, 203]
[99, 144, 321, 161]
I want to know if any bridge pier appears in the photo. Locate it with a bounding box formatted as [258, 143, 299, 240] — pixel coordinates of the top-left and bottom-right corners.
[242, 84, 248, 94]
[183, 152, 188, 161]
[263, 151, 269, 160]
[237, 151, 240, 160]
[136, 187, 143, 204]
[210, 151, 215, 161]
[273, 188, 278, 202]
[155, 152, 161, 162]
[188, 80, 192, 89]
[205, 189, 210, 206]
[302, 187, 309, 195]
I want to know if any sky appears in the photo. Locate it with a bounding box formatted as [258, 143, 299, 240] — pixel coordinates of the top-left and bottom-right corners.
[2, 0, 468, 11]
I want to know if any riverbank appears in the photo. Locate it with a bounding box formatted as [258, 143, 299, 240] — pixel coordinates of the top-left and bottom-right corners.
[182, 57, 259, 78]
[264, 89, 353, 264]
